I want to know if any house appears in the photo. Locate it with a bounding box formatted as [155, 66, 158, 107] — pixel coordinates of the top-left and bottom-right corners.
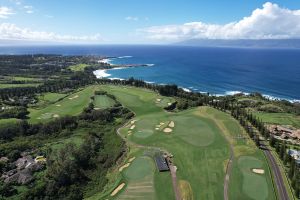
[268, 125, 300, 142]
[155, 155, 169, 172]
[287, 149, 300, 164]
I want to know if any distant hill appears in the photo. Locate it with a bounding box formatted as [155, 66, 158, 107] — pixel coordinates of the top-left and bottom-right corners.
[175, 39, 300, 49]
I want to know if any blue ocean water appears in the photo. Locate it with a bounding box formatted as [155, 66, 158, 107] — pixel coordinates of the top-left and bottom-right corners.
[1, 45, 300, 101]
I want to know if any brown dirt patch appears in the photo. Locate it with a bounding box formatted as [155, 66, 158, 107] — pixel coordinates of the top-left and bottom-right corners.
[169, 121, 175, 128]
[110, 183, 125, 196]
[252, 168, 265, 174]
[119, 163, 130, 172]
[163, 128, 173, 133]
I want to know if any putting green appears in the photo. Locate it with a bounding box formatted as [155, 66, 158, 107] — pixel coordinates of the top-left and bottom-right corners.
[238, 156, 268, 200]
[118, 156, 156, 200]
[124, 157, 154, 180]
[93, 95, 115, 109]
[134, 130, 154, 138]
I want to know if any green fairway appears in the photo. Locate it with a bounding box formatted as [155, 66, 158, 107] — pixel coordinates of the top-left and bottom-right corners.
[28, 86, 96, 123]
[0, 118, 19, 128]
[0, 83, 40, 88]
[93, 85, 276, 200]
[93, 95, 116, 109]
[116, 156, 156, 200]
[254, 112, 300, 128]
[39, 92, 68, 102]
[68, 63, 89, 71]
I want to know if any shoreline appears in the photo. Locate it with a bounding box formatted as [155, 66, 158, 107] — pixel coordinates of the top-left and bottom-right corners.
[94, 56, 300, 104]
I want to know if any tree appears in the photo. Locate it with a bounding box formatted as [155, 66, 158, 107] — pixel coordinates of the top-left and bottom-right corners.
[280, 142, 286, 160]
[269, 136, 276, 147]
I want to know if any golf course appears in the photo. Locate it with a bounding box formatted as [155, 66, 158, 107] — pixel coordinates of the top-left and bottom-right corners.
[83, 85, 276, 200]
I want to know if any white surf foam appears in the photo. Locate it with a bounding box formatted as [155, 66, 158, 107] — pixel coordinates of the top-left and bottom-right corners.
[118, 56, 133, 59]
[93, 69, 111, 78]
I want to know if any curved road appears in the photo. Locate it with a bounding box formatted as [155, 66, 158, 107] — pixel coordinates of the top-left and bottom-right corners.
[261, 144, 289, 200]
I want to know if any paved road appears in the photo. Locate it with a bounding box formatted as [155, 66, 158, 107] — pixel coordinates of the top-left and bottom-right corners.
[261, 144, 289, 200]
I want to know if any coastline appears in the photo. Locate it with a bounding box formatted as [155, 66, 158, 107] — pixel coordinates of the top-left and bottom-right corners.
[93, 56, 300, 103]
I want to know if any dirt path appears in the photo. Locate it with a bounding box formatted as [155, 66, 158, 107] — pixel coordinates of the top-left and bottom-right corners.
[223, 146, 234, 200]
[168, 163, 181, 200]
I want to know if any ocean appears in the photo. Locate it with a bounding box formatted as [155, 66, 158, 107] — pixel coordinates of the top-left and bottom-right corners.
[1, 45, 300, 101]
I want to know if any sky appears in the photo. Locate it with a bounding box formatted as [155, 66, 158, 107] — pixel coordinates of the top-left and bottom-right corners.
[0, 0, 300, 44]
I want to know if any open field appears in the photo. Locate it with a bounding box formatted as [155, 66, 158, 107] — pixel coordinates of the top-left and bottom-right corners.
[38, 92, 68, 103]
[254, 112, 300, 128]
[89, 85, 276, 200]
[68, 63, 90, 71]
[28, 86, 96, 123]
[0, 118, 19, 128]
[93, 95, 116, 109]
[0, 83, 40, 88]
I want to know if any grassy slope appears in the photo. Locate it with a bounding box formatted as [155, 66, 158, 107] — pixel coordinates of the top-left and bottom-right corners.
[28, 86, 96, 123]
[201, 108, 276, 200]
[39, 92, 68, 102]
[254, 112, 300, 128]
[69, 64, 89, 71]
[93, 95, 115, 109]
[0, 83, 40, 88]
[0, 118, 19, 127]
[88, 85, 275, 200]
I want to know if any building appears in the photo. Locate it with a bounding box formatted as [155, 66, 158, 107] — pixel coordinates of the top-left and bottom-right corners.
[287, 149, 300, 164]
[155, 155, 169, 172]
[268, 125, 300, 142]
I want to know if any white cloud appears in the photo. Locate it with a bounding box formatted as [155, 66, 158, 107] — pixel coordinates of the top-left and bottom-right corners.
[140, 2, 300, 41]
[125, 16, 139, 21]
[0, 7, 14, 18]
[23, 5, 33, 14]
[0, 23, 105, 43]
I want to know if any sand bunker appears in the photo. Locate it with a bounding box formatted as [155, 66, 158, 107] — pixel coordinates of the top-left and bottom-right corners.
[252, 168, 265, 174]
[68, 95, 79, 100]
[94, 107, 100, 110]
[155, 128, 159, 130]
[128, 157, 136, 162]
[131, 120, 137, 124]
[53, 114, 59, 118]
[156, 98, 161, 102]
[160, 122, 165, 125]
[119, 163, 130, 172]
[168, 102, 172, 106]
[163, 128, 173, 133]
[169, 121, 175, 128]
[130, 125, 135, 130]
[56, 104, 61, 107]
[111, 183, 125, 196]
